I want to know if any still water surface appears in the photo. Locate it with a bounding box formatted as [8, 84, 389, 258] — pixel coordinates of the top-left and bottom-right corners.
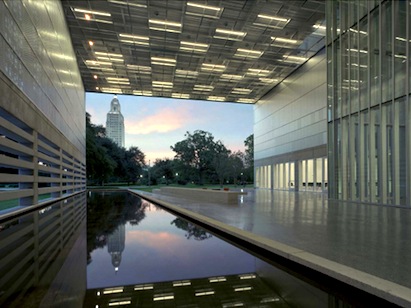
[0, 191, 332, 307]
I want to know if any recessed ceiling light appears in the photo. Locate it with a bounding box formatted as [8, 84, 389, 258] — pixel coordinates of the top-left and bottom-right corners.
[172, 93, 190, 99]
[149, 19, 182, 33]
[271, 37, 299, 44]
[254, 14, 290, 29]
[207, 96, 225, 101]
[180, 41, 209, 52]
[214, 29, 246, 41]
[231, 88, 252, 94]
[282, 55, 307, 63]
[234, 48, 264, 59]
[108, 0, 147, 8]
[201, 63, 226, 72]
[246, 68, 270, 77]
[257, 14, 289, 22]
[186, 2, 223, 19]
[193, 84, 214, 91]
[220, 74, 243, 81]
[73, 8, 111, 17]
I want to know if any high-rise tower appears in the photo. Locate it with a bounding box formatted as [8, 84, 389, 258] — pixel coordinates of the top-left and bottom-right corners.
[106, 96, 125, 147]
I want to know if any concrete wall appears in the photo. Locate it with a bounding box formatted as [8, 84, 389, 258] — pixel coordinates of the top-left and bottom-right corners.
[0, 0, 86, 209]
[0, 0, 85, 152]
[254, 49, 327, 165]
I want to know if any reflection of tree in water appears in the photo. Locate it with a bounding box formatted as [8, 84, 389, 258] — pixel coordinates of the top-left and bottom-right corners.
[171, 218, 212, 241]
[87, 192, 147, 264]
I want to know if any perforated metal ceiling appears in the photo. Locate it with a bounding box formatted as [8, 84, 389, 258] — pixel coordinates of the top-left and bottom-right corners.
[62, 0, 325, 104]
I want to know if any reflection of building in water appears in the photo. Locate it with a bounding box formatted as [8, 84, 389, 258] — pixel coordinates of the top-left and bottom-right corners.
[107, 224, 125, 272]
[84, 273, 284, 307]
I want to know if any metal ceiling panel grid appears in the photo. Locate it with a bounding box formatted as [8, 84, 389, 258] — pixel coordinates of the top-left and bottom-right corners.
[62, 0, 325, 104]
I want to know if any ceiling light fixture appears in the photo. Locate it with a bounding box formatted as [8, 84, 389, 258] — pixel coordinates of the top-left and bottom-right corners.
[119, 33, 149, 45]
[180, 41, 209, 52]
[73, 8, 111, 17]
[271, 37, 299, 44]
[214, 28, 246, 41]
[149, 19, 182, 33]
[193, 84, 214, 91]
[220, 74, 243, 80]
[236, 98, 255, 103]
[186, 2, 223, 19]
[232, 88, 252, 94]
[151, 57, 177, 66]
[207, 96, 225, 101]
[172, 93, 190, 99]
[246, 68, 270, 77]
[254, 14, 290, 29]
[107, 0, 147, 8]
[133, 90, 153, 96]
[187, 2, 221, 11]
[234, 48, 264, 58]
[175, 69, 199, 78]
[201, 63, 226, 72]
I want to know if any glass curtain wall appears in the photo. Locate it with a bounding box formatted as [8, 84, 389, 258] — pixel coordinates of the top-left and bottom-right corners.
[327, 0, 410, 206]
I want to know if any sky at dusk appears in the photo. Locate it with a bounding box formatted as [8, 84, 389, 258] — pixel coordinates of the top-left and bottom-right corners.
[86, 93, 253, 163]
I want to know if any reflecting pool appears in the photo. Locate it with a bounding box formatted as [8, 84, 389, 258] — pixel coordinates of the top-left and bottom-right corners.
[0, 191, 354, 307]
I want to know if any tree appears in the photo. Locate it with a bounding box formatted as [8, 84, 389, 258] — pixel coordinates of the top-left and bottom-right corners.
[151, 158, 174, 184]
[124, 147, 145, 184]
[228, 151, 245, 185]
[86, 113, 116, 184]
[171, 130, 218, 184]
[86, 113, 146, 185]
[244, 134, 254, 183]
[212, 141, 231, 187]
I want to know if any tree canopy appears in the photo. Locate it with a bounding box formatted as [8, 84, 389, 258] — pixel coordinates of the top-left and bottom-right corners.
[86, 113, 254, 186]
[86, 113, 145, 185]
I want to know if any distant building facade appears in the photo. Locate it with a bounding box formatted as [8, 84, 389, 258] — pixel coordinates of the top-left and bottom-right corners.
[106, 96, 125, 147]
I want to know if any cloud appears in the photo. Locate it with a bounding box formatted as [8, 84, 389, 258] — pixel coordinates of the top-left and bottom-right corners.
[125, 106, 191, 135]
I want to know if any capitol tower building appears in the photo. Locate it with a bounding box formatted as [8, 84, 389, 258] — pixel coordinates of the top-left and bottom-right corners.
[106, 96, 125, 147]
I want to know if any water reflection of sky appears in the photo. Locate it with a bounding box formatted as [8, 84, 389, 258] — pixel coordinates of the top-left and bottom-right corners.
[87, 205, 256, 289]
